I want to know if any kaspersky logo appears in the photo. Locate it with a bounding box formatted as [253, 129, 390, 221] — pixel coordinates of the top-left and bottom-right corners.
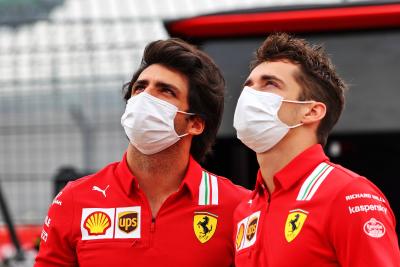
[118, 211, 138, 233]
[84, 211, 111, 235]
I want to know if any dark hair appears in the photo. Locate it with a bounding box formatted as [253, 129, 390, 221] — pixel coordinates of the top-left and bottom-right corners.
[123, 38, 225, 162]
[251, 33, 347, 146]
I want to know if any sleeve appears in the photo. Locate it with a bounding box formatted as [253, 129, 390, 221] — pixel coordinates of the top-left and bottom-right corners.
[34, 182, 78, 267]
[328, 177, 400, 267]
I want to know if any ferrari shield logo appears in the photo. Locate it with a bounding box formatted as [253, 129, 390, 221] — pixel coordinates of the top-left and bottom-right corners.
[193, 212, 218, 243]
[285, 209, 308, 242]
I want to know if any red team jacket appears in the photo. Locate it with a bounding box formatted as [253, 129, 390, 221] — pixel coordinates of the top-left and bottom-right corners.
[234, 145, 400, 267]
[35, 154, 249, 267]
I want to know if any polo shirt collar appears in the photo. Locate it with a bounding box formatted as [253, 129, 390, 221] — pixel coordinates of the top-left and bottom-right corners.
[274, 144, 328, 191]
[114, 152, 139, 196]
[180, 156, 204, 199]
[114, 152, 202, 198]
[254, 171, 267, 195]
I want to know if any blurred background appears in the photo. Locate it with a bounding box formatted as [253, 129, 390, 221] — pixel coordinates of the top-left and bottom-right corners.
[0, 0, 399, 265]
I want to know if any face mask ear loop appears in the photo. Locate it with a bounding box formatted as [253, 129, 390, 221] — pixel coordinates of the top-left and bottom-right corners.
[282, 99, 315, 104]
[176, 111, 196, 138]
[177, 111, 196, 116]
[177, 133, 190, 138]
[281, 99, 314, 128]
[287, 122, 303, 129]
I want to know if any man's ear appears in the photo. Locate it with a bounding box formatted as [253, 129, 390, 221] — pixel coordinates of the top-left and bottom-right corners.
[188, 115, 205, 136]
[302, 101, 326, 124]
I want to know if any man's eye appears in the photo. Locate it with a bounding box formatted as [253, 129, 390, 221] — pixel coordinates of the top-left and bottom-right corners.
[266, 80, 278, 87]
[162, 88, 176, 96]
[132, 85, 145, 95]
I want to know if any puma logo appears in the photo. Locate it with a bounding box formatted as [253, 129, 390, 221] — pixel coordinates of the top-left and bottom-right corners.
[92, 185, 110, 198]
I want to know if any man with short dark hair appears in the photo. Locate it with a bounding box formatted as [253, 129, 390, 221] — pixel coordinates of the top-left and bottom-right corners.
[233, 33, 399, 266]
[35, 38, 249, 266]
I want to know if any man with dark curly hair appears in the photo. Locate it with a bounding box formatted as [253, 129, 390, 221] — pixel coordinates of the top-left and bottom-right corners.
[35, 38, 249, 267]
[233, 33, 399, 267]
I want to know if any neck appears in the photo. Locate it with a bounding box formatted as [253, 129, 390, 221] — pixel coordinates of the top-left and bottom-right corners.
[257, 130, 317, 193]
[126, 143, 190, 217]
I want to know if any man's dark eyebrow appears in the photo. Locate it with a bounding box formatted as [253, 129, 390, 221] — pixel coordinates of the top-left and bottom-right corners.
[131, 79, 180, 95]
[155, 81, 180, 95]
[260, 74, 285, 86]
[242, 74, 285, 88]
[132, 80, 147, 87]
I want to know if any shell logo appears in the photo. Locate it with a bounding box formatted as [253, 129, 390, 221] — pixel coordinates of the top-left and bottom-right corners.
[84, 211, 111, 235]
[236, 223, 245, 250]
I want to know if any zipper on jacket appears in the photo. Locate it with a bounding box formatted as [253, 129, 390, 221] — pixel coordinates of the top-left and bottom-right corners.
[150, 218, 156, 233]
[266, 193, 272, 213]
[137, 188, 180, 247]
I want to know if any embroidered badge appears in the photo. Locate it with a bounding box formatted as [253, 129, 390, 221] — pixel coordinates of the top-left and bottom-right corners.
[284, 209, 308, 242]
[81, 208, 114, 240]
[236, 223, 245, 250]
[115, 206, 141, 239]
[363, 218, 385, 238]
[81, 207, 141, 240]
[235, 211, 261, 251]
[193, 212, 218, 243]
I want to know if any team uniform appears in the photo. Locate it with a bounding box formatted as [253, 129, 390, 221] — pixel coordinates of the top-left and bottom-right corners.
[234, 144, 400, 267]
[35, 154, 249, 267]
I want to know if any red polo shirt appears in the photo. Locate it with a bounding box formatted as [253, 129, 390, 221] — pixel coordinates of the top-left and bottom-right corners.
[234, 144, 400, 267]
[35, 154, 249, 267]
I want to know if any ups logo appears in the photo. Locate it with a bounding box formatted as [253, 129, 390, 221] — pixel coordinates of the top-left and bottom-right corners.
[246, 217, 258, 241]
[118, 211, 138, 233]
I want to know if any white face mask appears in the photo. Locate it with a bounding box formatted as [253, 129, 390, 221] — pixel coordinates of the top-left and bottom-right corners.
[233, 86, 313, 153]
[121, 92, 194, 155]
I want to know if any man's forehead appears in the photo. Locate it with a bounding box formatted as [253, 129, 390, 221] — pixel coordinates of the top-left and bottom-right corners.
[136, 64, 188, 87]
[248, 61, 300, 81]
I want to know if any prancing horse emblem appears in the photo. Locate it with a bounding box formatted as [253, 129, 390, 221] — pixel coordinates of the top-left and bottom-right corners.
[193, 212, 218, 243]
[284, 209, 308, 242]
[289, 214, 300, 232]
[198, 216, 212, 236]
